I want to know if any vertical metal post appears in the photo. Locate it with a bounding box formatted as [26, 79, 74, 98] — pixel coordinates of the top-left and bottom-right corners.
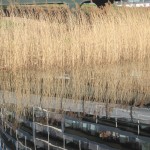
[0, 138, 1, 148]
[33, 107, 36, 150]
[10, 127, 12, 136]
[47, 112, 49, 150]
[16, 129, 17, 139]
[97, 145, 99, 150]
[115, 118, 118, 128]
[4, 122, 6, 131]
[1, 108, 3, 127]
[101, 106, 103, 117]
[25, 136, 27, 150]
[61, 116, 65, 133]
[138, 120, 140, 135]
[40, 78, 43, 108]
[79, 140, 81, 150]
[16, 141, 19, 150]
[96, 105, 98, 124]
[63, 135, 65, 149]
[16, 130, 18, 150]
[115, 109, 118, 128]
[24, 108, 26, 121]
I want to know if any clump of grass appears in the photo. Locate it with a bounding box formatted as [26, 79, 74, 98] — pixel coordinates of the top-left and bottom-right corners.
[0, 5, 150, 111]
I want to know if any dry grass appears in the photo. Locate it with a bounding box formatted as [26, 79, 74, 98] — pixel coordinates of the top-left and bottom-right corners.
[0, 5, 150, 109]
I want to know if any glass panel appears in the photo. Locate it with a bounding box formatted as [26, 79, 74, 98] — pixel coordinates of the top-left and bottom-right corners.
[90, 124, 96, 135]
[83, 123, 87, 128]
[90, 124, 95, 130]
[119, 135, 129, 143]
[82, 123, 87, 132]
[72, 120, 79, 129]
[141, 143, 150, 150]
[65, 119, 73, 128]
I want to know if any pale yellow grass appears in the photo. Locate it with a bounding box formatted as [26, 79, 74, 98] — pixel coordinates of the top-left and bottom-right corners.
[0, 6, 150, 108]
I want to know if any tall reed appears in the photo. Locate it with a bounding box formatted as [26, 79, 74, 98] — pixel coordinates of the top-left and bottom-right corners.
[0, 5, 150, 111]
